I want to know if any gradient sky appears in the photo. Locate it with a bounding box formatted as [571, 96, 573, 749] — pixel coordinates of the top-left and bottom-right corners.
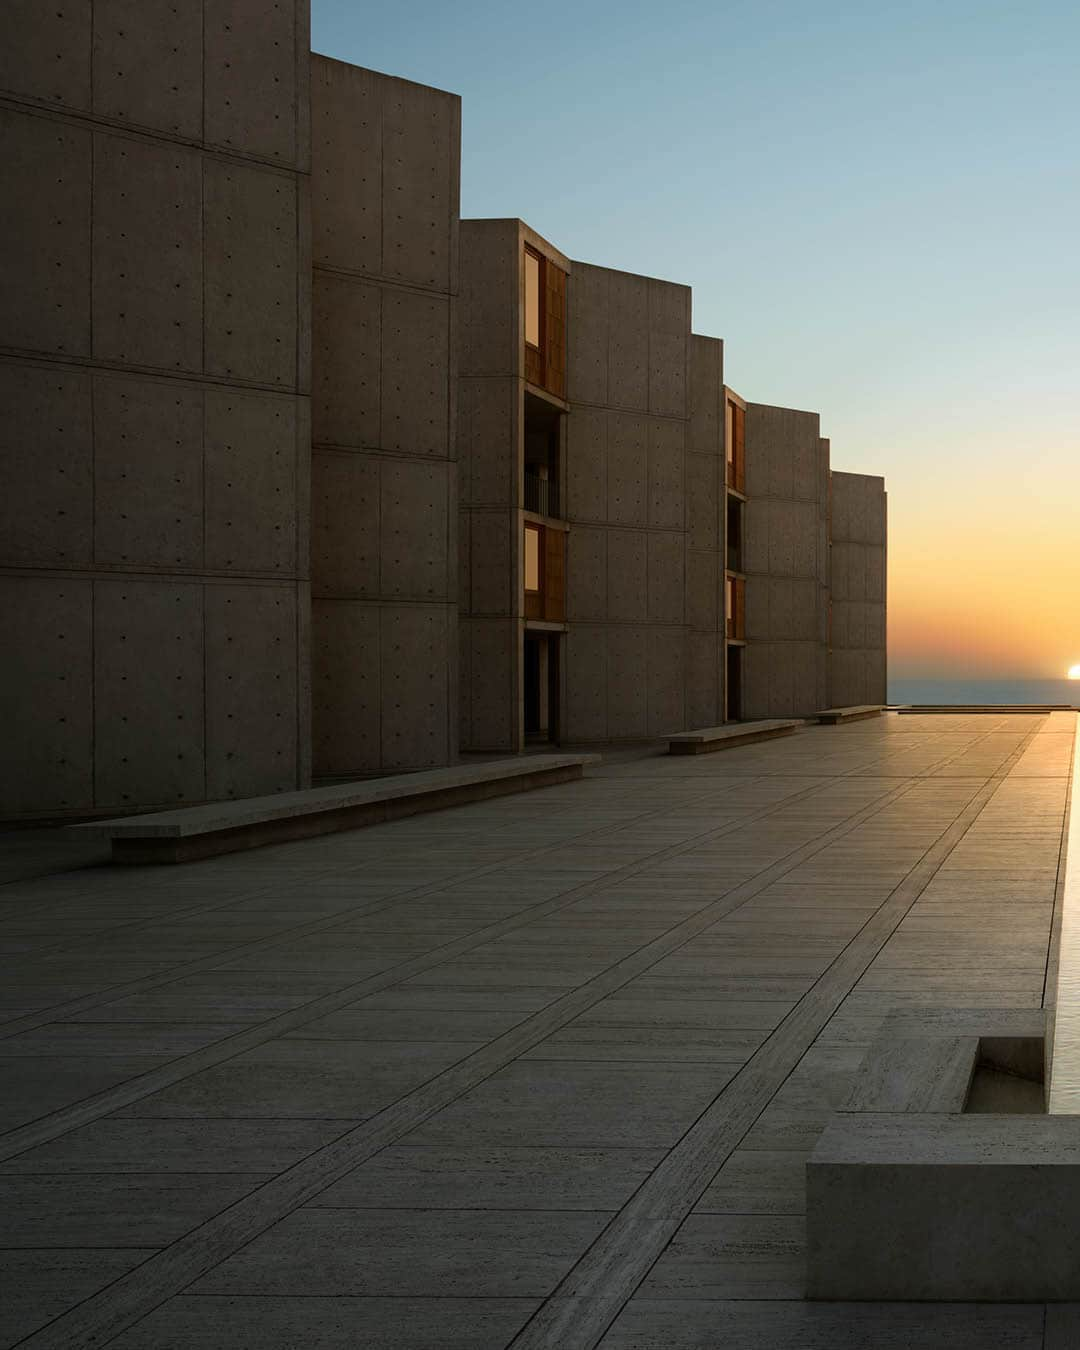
[313, 0, 1080, 681]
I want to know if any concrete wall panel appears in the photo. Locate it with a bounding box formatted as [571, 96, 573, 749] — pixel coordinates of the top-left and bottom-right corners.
[606, 414, 647, 524]
[742, 497, 769, 576]
[768, 644, 795, 718]
[93, 375, 203, 568]
[647, 627, 684, 736]
[686, 632, 720, 730]
[568, 527, 606, 623]
[1, 111, 90, 356]
[0, 363, 92, 566]
[686, 453, 719, 552]
[648, 332, 686, 419]
[689, 335, 722, 457]
[205, 584, 299, 799]
[465, 618, 514, 750]
[567, 263, 608, 405]
[648, 532, 684, 625]
[745, 575, 769, 643]
[311, 58, 381, 275]
[647, 279, 691, 417]
[93, 579, 204, 808]
[607, 627, 648, 739]
[92, 0, 202, 137]
[204, 0, 299, 165]
[204, 390, 297, 573]
[2, 3, 90, 110]
[313, 274, 380, 449]
[458, 220, 515, 377]
[382, 78, 456, 290]
[469, 511, 512, 616]
[380, 459, 450, 599]
[607, 272, 649, 411]
[647, 418, 685, 529]
[380, 605, 450, 768]
[460, 376, 514, 507]
[566, 405, 606, 522]
[767, 501, 796, 577]
[312, 600, 379, 775]
[311, 451, 379, 596]
[204, 160, 297, 386]
[380, 289, 450, 456]
[565, 626, 607, 741]
[686, 551, 718, 633]
[791, 501, 819, 577]
[768, 578, 794, 641]
[607, 530, 647, 623]
[93, 132, 201, 370]
[792, 579, 818, 642]
[0, 577, 93, 814]
[792, 645, 818, 715]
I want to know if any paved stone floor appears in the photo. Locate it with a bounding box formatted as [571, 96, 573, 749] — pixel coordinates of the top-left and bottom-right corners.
[0, 712, 1074, 1348]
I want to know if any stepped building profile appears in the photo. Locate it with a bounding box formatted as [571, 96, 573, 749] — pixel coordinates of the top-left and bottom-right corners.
[0, 8, 886, 818]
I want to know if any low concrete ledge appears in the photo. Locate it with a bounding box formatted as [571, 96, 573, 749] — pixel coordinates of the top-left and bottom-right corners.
[66, 754, 600, 863]
[815, 705, 884, 724]
[808, 1006, 1054, 1301]
[667, 719, 802, 755]
[808, 1112, 1080, 1301]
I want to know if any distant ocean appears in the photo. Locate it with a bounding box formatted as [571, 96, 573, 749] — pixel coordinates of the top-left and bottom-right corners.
[888, 678, 1079, 708]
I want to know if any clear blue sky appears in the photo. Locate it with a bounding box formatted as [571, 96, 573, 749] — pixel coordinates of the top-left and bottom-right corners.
[312, 1, 1080, 678]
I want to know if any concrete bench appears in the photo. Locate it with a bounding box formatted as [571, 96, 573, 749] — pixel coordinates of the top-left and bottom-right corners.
[814, 705, 884, 724]
[666, 719, 802, 755]
[67, 753, 599, 864]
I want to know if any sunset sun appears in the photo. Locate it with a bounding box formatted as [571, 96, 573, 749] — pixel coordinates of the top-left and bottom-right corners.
[1069, 665, 1080, 680]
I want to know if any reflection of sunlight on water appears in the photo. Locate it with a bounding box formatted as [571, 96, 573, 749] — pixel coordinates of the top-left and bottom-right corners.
[1048, 717, 1080, 1113]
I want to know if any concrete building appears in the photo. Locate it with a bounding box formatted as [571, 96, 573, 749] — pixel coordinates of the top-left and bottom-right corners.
[1, 1, 312, 817]
[309, 58, 460, 779]
[0, 3, 886, 819]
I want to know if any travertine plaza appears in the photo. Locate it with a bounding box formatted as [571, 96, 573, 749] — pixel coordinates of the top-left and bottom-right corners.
[4, 4, 1079, 1350]
[1, 712, 1076, 1347]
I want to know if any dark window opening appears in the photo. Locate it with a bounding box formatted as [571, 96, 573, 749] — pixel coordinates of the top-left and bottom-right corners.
[524, 391, 561, 518]
[726, 496, 743, 571]
[726, 643, 742, 722]
[524, 632, 559, 744]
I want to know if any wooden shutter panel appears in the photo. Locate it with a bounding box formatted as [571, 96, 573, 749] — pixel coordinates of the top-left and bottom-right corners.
[545, 264, 567, 398]
[734, 405, 746, 494]
[735, 577, 746, 639]
[544, 528, 565, 623]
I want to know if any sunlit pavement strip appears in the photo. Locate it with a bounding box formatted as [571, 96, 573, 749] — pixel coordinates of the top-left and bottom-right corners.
[1048, 713, 1080, 1112]
[0, 713, 1072, 1350]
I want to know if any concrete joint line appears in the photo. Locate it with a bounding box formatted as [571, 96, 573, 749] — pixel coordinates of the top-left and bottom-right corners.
[505, 731, 1043, 1350]
[9, 767, 952, 1349]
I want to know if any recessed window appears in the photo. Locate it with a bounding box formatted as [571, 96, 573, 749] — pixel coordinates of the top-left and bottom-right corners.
[524, 249, 541, 349]
[524, 524, 541, 592]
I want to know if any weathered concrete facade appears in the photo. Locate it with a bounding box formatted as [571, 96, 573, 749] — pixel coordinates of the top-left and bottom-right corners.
[1, 1, 312, 817]
[1, 14, 886, 818]
[457, 219, 570, 753]
[565, 263, 696, 742]
[741, 402, 831, 719]
[309, 59, 460, 776]
[830, 470, 888, 706]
